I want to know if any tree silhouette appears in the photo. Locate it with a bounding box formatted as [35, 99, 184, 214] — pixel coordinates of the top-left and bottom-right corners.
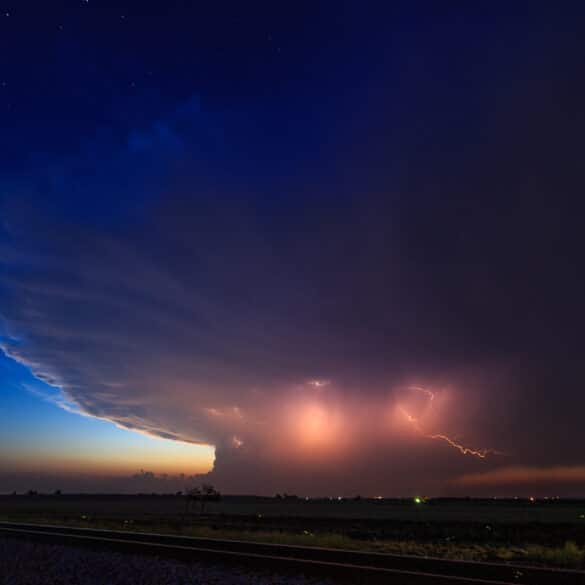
[185, 483, 220, 515]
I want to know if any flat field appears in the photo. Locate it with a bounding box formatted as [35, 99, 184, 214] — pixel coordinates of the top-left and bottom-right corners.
[1, 495, 584, 569]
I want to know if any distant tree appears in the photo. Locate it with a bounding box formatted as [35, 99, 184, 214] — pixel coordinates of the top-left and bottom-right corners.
[185, 486, 200, 515]
[54, 489, 62, 496]
[200, 483, 220, 513]
[185, 484, 221, 515]
[26, 489, 38, 496]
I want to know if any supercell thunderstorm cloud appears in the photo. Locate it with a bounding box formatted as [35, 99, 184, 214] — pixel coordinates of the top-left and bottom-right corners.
[0, 197, 509, 494]
[1, 3, 585, 496]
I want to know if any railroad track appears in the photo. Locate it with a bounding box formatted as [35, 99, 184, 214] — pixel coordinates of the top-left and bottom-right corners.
[1, 521, 584, 585]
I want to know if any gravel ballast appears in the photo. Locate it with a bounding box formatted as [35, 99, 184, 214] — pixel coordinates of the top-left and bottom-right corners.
[0, 537, 334, 585]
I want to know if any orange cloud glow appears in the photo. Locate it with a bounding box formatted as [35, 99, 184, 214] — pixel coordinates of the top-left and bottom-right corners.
[456, 465, 585, 487]
[286, 400, 345, 456]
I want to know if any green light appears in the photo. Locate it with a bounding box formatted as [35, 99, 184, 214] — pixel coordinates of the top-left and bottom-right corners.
[414, 497, 422, 504]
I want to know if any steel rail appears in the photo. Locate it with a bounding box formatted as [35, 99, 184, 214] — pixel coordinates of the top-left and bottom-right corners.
[1, 522, 583, 585]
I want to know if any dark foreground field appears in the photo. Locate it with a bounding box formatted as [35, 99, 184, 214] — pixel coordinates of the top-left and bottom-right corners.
[1, 495, 584, 569]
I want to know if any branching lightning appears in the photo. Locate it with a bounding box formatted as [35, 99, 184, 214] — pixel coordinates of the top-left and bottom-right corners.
[399, 386, 499, 459]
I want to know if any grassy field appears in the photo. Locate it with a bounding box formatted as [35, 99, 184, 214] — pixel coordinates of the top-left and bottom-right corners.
[1, 495, 584, 569]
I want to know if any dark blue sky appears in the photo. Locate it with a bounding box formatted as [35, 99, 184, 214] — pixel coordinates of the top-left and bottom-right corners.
[1, 1, 585, 495]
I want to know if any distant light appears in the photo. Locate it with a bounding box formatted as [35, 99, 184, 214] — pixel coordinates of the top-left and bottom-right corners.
[308, 379, 330, 388]
[529, 496, 535, 503]
[414, 497, 422, 504]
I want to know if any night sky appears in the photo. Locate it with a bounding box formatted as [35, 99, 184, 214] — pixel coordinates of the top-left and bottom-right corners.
[1, 1, 585, 496]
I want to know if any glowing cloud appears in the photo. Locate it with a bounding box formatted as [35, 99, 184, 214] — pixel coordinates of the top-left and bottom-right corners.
[455, 465, 585, 493]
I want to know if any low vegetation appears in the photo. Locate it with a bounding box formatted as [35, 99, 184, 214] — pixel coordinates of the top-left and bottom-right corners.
[2, 495, 584, 570]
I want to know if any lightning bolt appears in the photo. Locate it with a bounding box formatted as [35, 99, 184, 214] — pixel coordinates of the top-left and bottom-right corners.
[399, 387, 500, 459]
[409, 385, 435, 401]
